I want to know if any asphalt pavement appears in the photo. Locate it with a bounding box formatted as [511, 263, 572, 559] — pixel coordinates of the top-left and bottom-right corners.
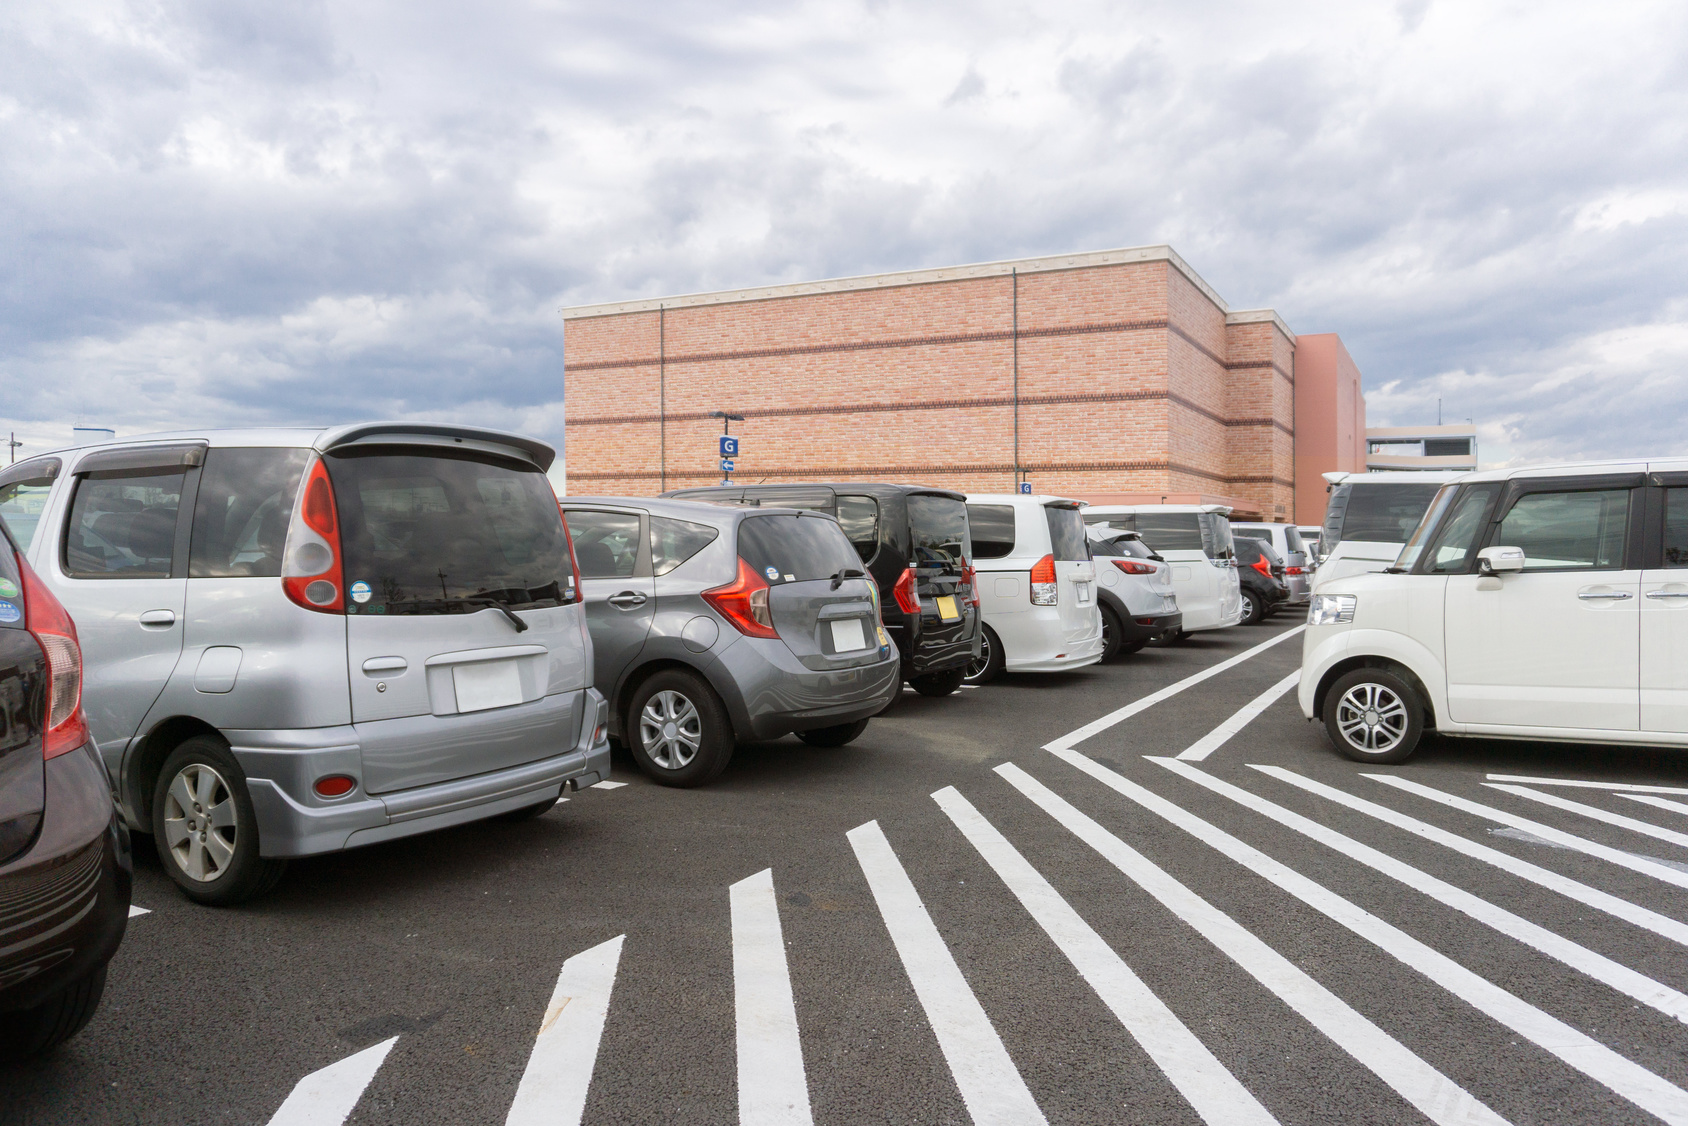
[8, 616, 1688, 1125]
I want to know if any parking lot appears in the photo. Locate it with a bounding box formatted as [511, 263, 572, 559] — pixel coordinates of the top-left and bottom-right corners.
[6, 616, 1688, 1124]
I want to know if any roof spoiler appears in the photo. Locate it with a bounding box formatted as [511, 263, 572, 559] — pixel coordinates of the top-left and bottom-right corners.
[317, 422, 555, 471]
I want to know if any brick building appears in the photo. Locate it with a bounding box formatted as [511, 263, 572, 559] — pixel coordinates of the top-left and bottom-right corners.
[559, 246, 1366, 522]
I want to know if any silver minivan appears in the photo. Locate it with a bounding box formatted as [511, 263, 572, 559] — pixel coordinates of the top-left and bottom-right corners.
[0, 424, 609, 905]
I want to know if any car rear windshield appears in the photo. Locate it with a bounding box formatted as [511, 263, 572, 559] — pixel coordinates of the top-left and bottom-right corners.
[737, 514, 861, 584]
[1133, 513, 1205, 552]
[967, 504, 1016, 559]
[327, 449, 571, 613]
[1044, 505, 1088, 561]
[1091, 532, 1153, 559]
[0, 521, 22, 631]
[1327, 482, 1443, 546]
[906, 495, 970, 571]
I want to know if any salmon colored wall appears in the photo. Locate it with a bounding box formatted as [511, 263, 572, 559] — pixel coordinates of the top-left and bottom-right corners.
[1292, 333, 1367, 524]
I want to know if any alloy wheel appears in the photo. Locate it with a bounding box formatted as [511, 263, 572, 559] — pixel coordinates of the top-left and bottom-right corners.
[1334, 682, 1409, 753]
[162, 763, 239, 883]
[964, 630, 994, 684]
[640, 690, 702, 769]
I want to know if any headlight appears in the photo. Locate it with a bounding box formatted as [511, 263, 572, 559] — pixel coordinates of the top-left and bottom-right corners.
[1308, 594, 1356, 626]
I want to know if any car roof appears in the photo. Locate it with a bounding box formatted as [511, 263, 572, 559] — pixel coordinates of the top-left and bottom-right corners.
[965, 493, 1083, 506]
[564, 495, 824, 523]
[1438, 457, 1683, 484]
[1081, 503, 1233, 516]
[1322, 470, 1468, 485]
[666, 482, 965, 501]
[29, 422, 557, 470]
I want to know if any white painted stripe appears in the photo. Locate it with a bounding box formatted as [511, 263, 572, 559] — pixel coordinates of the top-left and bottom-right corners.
[1250, 765, 1688, 950]
[1622, 794, 1688, 819]
[506, 935, 625, 1126]
[846, 820, 1046, 1126]
[591, 780, 628, 789]
[1153, 758, 1688, 1026]
[1052, 749, 1688, 1125]
[1486, 774, 1688, 796]
[266, 1037, 398, 1126]
[127, 904, 150, 917]
[1175, 673, 1301, 762]
[1043, 626, 1304, 752]
[932, 785, 1278, 1126]
[1368, 775, 1688, 891]
[731, 870, 814, 1126]
[994, 764, 1506, 1126]
[1485, 784, 1688, 850]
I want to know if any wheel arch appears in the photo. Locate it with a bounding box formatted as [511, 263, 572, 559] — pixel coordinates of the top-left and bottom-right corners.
[614, 656, 746, 741]
[123, 716, 227, 830]
[1314, 657, 1439, 731]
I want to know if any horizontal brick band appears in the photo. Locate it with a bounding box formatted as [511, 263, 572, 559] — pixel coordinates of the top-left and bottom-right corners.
[572, 388, 1192, 428]
[569, 459, 1289, 489]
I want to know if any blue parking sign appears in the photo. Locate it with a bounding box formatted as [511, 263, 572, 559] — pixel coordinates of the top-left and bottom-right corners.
[1019, 481, 1032, 494]
[719, 435, 740, 458]
[720, 458, 735, 473]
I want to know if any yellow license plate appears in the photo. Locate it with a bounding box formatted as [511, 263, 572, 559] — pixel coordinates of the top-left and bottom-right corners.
[936, 595, 960, 622]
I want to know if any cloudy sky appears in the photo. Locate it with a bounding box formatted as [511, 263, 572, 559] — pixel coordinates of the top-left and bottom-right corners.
[2, 0, 1686, 472]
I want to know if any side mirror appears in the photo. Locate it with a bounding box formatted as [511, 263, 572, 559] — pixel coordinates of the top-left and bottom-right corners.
[1477, 546, 1525, 575]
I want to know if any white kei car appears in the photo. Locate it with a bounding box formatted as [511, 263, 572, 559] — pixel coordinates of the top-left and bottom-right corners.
[1081, 504, 1242, 638]
[1302, 459, 1688, 763]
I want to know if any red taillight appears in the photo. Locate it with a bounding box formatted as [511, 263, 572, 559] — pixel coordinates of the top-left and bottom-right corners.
[313, 775, 356, 798]
[892, 567, 921, 616]
[1251, 557, 1272, 579]
[559, 509, 585, 605]
[703, 557, 780, 639]
[1111, 559, 1156, 576]
[282, 457, 345, 614]
[18, 554, 89, 760]
[1285, 566, 1304, 576]
[962, 561, 979, 608]
[1029, 554, 1058, 606]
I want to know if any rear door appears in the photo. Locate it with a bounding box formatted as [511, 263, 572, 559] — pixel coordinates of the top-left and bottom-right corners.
[906, 494, 973, 643]
[562, 507, 655, 694]
[737, 514, 881, 669]
[1135, 513, 1220, 628]
[1043, 503, 1099, 645]
[1641, 480, 1688, 732]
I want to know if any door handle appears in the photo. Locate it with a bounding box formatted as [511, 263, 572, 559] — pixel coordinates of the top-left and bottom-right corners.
[607, 591, 648, 609]
[1646, 590, 1688, 600]
[139, 609, 177, 627]
[1577, 591, 1633, 601]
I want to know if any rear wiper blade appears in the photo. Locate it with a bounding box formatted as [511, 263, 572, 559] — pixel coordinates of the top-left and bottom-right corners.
[830, 567, 866, 590]
[457, 598, 530, 632]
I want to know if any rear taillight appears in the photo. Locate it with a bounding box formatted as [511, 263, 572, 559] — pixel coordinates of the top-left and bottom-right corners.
[702, 557, 780, 639]
[1251, 558, 1272, 579]
[962, 561, 979, 608]
[559, 509, 585, 604]
[1111, 559, 1156, 576]
[1285, 566, 1304, 576]
[19, 554, 89, 760]
[1029, 554, 1058, 606]
[892, 567, 921, 616]
[282, 457, 346, 614]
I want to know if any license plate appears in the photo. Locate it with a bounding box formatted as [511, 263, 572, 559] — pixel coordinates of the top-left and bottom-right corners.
[1076, 583, 1092, 605]
[453, 659, 525, 713]
[830, 618, 868, 653]
[936, 595, 960, 622]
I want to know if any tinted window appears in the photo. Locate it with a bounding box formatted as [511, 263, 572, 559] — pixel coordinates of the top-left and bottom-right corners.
[738, 514, 859, 583]
[1202, 515, 1235, 559]
[1045, 506, 1088, 561]
[63, 471, 183, 577]
[1234, 536, 1265, 562]
[0, 520, 23, 630]
[1496, 488, 1629, 571]
[1082, 513, 1132, 531]
[836, 496, 880, 563]
[967, 504, 1016, 560]
[330, 451, 570, 612]
[1665, 489, 1688, 568]
[563, 510, 641, 578]
[1421, 484, 1500, 573]
[906, 495, 970, 570]
[746, 488, 835, 513]
[0, 461, 59, 555]
[1134, 513, 1204, 552]
[1091, 532, 1152, 558]
[650, 516, 718, 577]
[189, 448, 311, 578]
[1330, 483, 1444, 545]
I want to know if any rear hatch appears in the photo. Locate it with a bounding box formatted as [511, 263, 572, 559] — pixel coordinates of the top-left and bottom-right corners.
[1043, 503, 1098, 645]
[905, 493, 973, 645]
[737, 513, 882, 670]
[0, 536, 44, 866]
[324, 442, 586, 795]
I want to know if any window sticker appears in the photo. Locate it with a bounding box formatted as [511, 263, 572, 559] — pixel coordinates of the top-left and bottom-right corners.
[0, 578, 17, 599]
[350, 580, 373, 604]
[765, 566, 780, 582]
[0, 600, 18, 623]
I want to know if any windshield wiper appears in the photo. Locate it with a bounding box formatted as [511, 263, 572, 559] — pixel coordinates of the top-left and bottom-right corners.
[398, 596, 531, 631]
[830, 567, 866, 591]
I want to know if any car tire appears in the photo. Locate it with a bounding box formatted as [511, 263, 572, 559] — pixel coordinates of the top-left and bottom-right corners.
[1239, 591, 1264, 625]
[152, 736, 287, 906]
[913, 665, 969, 697]
[0, 964, 107, 1061]
[495, 795, 560, 822]
[627, 670, 734, 787]
[1098, 606, 1123, 661]
[1118, 639, 1147, 656]
[1323, 667, 1425, 764]
[962, 626, 1004, 686]
[797, 719, 871, 747]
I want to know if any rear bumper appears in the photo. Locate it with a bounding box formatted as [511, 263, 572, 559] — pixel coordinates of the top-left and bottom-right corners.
[238, 689, 611, 859]
[1118, 611, 1182, 641]
[887, 609, 981, 679]
[712, 635, 902, 741]
[0, 743, 131, 1015]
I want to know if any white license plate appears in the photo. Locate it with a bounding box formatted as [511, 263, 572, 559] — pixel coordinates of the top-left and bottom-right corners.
[1076, 582, 1092, 605]
[453, 659, 525, 713]
[830, 618, 868, 653]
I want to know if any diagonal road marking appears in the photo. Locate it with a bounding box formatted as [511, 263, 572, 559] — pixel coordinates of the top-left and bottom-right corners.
[1485, 784, 1688, 850]
[265, 1036, 398, 1126]
[732, 869, 813, 1126]
[1622, 794, 1688, 819]
[1175, 672, 1302, 761]
[506, 935, 625, 1126]
[1485, 775, 1688, 796]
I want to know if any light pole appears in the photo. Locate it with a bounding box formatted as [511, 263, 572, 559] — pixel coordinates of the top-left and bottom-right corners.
[5, 433, 19, 464]
[710, 411, 744, 485]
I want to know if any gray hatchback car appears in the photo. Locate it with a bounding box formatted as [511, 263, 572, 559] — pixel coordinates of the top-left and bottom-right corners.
[0, 423, 610, 905]
[560, 497, 900, 786]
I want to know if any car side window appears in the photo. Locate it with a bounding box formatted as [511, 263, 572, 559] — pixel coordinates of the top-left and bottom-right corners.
[0, 463, 59, 555]
[650, 516, 719, 576]
[834, 496, 880, 563]
[1424, 484, 1500, 573]
[967, 504, 1016, 559]
[1664, 489, 1688, 568]
[189, 448, 311, 578]
[63, 471, 185, 578]
[563, 510, 641, 578]
[1494, 488, 1630, 571]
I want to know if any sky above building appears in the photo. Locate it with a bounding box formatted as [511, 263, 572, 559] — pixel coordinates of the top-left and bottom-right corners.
[2, 0, 1685, 470]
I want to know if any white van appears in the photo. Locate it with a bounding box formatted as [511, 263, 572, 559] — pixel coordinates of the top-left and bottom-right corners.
[1314, 471, 1463, 589]
[961, 495, 1103, 683]
[1302, 459, 1688, 762]
[1081, 504, 1242, 637]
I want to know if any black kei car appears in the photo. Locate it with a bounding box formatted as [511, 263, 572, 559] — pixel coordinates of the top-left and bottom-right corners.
[1232, 534, 1290, 625]
[0, 516, 131, 1060]
[663, 483, 983, 696]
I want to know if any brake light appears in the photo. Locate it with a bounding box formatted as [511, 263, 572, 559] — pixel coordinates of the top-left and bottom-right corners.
[282, 457, 345, 614]
[962, 561, 979, 608]
[559, 509, 585, 604]
[18, 553, 89, 760]
[1029, 554, 1058, 606]
[1111, 559, 1156, 576]
[1285, 566, 1304, 576]
[1251, 557, 1272, 579]
[892, 567, 921, 616]
[703, 557, 780, 639]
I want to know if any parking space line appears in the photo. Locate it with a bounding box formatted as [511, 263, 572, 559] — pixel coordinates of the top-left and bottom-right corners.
[846, 820, 1047, 1126]
[1174, 673, 1301, 762]
[590, 780, 628, 789]
[265, 1036, 398, 1126]
[1044, 627, 1304, 753]
[128, 904, 150, 917]
[1622, 794, 1688, 819]
[1153, 759, 1688, 1026]
[994, 764, 1505, 1126]
[933, 784, 1278, 1126]
[1367, 775, 1688, 892]
[1485, 785, 1688, 850]
[1486, 775, 1688, 796]
[1250, 766, 1688, 949]
[731, 869, 814, 1126]
[1051, 749, 1688, 1126]
[506, 935, 625, 1126]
